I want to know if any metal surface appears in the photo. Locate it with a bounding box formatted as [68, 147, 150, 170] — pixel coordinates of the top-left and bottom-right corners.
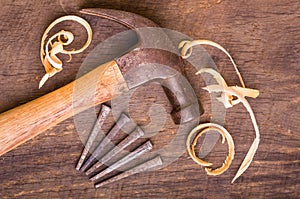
[76, 104, 111, 170]
[94, 156, 163, 188]
[90, 141, 153, 182]
[85, 126, 144, 175]
[81, 8, 202, 124]
[80, 113, 134, 172]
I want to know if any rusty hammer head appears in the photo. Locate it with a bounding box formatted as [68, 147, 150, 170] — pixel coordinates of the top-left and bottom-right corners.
[81, 8, 201, 124]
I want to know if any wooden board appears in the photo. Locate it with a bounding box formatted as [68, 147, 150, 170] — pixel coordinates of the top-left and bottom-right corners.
[0, 0, 299, 198]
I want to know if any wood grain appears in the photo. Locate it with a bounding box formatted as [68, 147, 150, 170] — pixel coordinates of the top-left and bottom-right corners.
[0, 0, 299, 198]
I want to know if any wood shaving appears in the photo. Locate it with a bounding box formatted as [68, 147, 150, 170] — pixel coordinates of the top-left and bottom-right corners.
[186, 123, 235, 176]
[179, 40, 245, 87]
[39, 15, 92, 88]
[202, 83, 260, 183]
[179, 39, 260, 183]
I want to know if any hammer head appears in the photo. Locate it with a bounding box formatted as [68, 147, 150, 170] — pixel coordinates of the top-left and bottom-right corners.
[81, 8, 201, 124]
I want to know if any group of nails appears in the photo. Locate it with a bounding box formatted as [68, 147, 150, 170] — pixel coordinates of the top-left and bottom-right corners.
[75, 104, 162, 188]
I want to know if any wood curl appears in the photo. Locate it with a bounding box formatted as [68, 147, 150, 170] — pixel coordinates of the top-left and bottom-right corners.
[180, 39, 260, 182]
[39, 15, 92, 88]
[186, 123, 235, 176]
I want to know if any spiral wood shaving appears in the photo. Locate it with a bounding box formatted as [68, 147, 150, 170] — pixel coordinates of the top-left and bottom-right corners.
[180, 40, 260, 183]
[39, 15, 92, 88]
[186, 123, 235, 176]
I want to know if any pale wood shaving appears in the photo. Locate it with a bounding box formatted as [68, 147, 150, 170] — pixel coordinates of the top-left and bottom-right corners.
[180, 39, 260, 183]
[231, 137, 259, 183]
[179, 40, 245, 88]
[39, 15, 92, 88]
[186, 123, 235, 175]
[204, 85, 260, 183]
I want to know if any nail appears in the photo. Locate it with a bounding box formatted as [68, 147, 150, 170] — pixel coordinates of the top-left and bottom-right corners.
[86, 126, 144, 175]
[80, 113, 132, 172]
[76, 104, 111, 171]
[90, 141, 153, 182]
[95, 156, 163, 188]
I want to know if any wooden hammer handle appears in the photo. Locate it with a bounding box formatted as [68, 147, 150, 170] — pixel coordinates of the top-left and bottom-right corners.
[0, 61, 126, 156]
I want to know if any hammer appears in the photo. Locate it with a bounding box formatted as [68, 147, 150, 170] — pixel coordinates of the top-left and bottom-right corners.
[0, 8, 200, 156]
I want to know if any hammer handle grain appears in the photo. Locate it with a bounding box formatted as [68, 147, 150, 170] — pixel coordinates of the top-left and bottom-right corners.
[0, 61, 127, 156]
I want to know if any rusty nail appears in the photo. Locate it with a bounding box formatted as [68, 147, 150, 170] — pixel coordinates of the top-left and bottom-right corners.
[90, 140, 153, 182]
[80, 113, 132, 172]
[76, 104, 111, 170]
[86, 126, 144, 175]
[95, 156, 162, 188]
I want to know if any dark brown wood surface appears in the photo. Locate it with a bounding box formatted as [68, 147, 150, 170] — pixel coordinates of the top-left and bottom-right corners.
[0, 0, 299, 198]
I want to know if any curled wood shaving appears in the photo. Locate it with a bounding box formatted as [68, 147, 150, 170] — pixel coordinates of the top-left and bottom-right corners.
[201, 82, 260, 183]
[199, 69, 259, 108]
[179, 39, 260, 182]
[178, 40, 245, 88]
[39, 15, 92, 88]
[186, 123, 235, 176]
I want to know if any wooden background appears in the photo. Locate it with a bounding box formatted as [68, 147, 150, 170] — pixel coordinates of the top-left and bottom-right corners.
[0, 0, 299, 198]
